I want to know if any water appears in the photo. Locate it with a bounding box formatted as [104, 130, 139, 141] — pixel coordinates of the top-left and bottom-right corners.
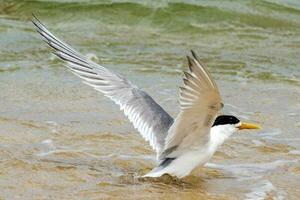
[0, 0, 300, 199]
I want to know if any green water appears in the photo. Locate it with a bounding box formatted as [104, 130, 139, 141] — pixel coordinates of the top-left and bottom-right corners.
[0, 0, 300, 199]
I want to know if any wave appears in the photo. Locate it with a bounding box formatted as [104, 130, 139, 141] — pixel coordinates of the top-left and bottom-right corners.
[4, 0, 300, 30]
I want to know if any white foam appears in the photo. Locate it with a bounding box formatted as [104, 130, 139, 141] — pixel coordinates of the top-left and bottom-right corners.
[252, 139, 265, 146]
[86, 53, 99, 62]
[41, 139, 53, 145]
[46, 121, 59, 134]
[36, 149, 99, 158]
[206, 159, 297, 179]
[245, 179, 285, 200]
[259, 129, 281, 137]
[40, 138, 56, 149]
[289, 150, 300, 155]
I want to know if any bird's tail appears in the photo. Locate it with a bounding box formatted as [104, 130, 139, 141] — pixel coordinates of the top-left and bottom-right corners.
[143, 157, 175, 177]
[143, 166, 166, 177]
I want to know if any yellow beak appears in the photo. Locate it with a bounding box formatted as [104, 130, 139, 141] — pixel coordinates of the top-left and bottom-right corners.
[238, 122, 261, 130]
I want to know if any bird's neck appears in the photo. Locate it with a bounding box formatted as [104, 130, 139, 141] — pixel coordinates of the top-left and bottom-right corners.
[209, 125, 235, 151]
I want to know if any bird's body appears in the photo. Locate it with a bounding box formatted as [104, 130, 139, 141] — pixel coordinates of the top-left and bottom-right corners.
[147, 140, 213, 178]
[32, 16, 260, 178]
[146, 124, 235, 178]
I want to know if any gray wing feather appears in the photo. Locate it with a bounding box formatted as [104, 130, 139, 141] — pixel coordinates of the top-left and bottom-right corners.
[32, 16, 173, 155]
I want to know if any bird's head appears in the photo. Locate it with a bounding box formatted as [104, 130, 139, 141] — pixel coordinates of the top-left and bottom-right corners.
[212, 115, 260, 136]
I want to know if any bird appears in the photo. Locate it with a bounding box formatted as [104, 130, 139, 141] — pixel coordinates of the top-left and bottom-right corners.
[32, 16, 260, 178]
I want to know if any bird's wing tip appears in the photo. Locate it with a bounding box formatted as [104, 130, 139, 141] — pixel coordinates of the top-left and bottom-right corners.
[31, 13, 39, 23]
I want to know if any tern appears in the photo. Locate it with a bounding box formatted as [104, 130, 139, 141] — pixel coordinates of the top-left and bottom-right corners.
[32, 16, 260, 178]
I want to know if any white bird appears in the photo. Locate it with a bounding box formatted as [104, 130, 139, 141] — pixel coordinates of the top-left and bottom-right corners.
[32, 16, 260, 178]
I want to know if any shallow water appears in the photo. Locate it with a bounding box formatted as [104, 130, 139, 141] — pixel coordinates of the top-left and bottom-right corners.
[0, 0, 300, 199]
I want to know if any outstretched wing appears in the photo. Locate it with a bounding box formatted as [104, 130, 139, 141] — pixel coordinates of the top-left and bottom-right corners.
[32, 16, 173, 155]
[161, 51, 222, 159]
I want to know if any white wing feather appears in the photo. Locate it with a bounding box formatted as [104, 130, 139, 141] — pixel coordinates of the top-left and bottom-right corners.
[161, 51, 222, 159]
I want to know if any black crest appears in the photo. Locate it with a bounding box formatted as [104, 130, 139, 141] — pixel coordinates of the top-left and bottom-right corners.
[212, 115, 240, 127]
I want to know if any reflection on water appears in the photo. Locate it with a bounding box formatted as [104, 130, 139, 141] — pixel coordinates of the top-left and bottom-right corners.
[0, 0, 300, 199]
